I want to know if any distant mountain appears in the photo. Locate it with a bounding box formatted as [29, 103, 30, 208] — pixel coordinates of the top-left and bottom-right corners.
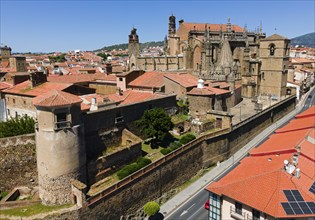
[95, 41, 164, 52]
[291, 32, 315, 48]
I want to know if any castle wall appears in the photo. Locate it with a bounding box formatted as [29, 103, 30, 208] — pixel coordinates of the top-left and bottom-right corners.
[0, 134, 37, 192]
[87, 129, 142, 183]
[43, 96, 296, 220]
[83, 95, 177, 160]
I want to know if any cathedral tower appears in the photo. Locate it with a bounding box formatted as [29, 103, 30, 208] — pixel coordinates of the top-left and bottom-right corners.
[168, 15, 180, 55]
[33, 90, 86, 205]
[128, 28, 140, 70]
[259, 34, 290, 99]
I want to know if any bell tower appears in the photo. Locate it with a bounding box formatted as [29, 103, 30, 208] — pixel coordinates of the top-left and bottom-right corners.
[168, 15, 180, 56]
[128, 27, 140, 70]
[33, 90, 86, 205]
[259, 34, 290, 99]
[0, 45, 11, 66]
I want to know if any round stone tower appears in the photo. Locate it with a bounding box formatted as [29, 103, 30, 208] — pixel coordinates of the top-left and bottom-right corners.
[33, 90, 86, 205]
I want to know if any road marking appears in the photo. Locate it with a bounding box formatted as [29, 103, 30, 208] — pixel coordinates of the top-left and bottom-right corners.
[187, 206, 204, 220]
[180, 203, 195, 216]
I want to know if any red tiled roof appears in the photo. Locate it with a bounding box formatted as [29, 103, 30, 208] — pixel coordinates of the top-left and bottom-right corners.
[291, 58, 315, 64]
[79, 93, 113, 111]
[128, 71, 164, 88]
[107, 90, 165, 106]
[206, 106, 315, 218]
[0, 82, 12, 90]
[180, 22, 244, 33]
[47, 73, 116, 84]
[187, 87, 215, 96]
[32, 90, 82, 107]
[3, 80, 72, 97]
[164, 73, 198, 88]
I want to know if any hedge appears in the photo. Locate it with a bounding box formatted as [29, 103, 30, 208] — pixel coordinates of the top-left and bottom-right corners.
[117, 157, 152, 180]
[179, 133, 196, 145]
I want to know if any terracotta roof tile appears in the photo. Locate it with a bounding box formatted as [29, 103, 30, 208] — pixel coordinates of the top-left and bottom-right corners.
[47, 73, 116, 84]
[3, 81, 72, 97]
[164, 73, 198, 88]
[0, 82, 12, 90]
[32, 90, 82, 107]
[128, 71, 164, 88]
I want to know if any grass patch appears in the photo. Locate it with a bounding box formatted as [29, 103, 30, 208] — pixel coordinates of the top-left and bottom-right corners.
[171, 114, 189, 125]
[142, 142, 164, 162]
[0, 191, 8, 201]
[0, 203, 71, 217]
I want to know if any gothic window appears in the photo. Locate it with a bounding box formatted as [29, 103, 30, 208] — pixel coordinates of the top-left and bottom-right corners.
[269, 44, 275, 56]
[262, 72, 265, 80]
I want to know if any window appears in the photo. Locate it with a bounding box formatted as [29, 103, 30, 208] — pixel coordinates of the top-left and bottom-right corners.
[269, 44, 275, 56]
[252, 209, 260, 220]
[261, 72, 265, 80]
[55, 112, 69, 129]
[13, 99, 15, 104]
[119, 77, 123, 81]
[235, 202, 242, 215]
[209, 193, 221, 220]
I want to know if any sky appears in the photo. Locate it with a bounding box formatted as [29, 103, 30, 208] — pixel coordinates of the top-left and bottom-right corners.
[0, 0, 314, 53]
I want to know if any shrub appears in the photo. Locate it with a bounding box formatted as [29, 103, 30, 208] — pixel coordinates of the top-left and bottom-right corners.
[0, 115, 35, 138]
[143, 201, 160, 216]
[117, 157, 152, 180]
[179, 133, 196, 145]
[160, 148, 172, 155]
[136, 157, 152, 167]
[169, 141, 182, 151]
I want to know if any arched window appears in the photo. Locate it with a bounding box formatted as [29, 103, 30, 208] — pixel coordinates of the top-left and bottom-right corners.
[269, 44, 275, 56]
[262, 72, 265, 79]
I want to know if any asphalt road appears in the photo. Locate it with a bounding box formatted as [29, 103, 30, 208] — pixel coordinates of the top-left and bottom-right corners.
[165, 89, 315, 220]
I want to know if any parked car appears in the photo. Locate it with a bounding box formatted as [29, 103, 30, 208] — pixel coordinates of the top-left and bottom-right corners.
[204, 200, 210, 210]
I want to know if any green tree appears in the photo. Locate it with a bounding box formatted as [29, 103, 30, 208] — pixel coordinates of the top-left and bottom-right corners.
[97, 53, 108, 61]
[143, 201, 160, 216]
[136, 108, 173, 144]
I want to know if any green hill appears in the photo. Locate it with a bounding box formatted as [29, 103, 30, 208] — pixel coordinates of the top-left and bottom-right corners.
[291, 32, 315, 48]
[95, 41, 164, 52]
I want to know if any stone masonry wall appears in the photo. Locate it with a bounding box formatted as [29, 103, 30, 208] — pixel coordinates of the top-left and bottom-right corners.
[0, 134, 37, 192]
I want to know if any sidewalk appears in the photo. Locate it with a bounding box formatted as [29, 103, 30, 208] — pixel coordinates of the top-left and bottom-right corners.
[160, 87, 314, 218]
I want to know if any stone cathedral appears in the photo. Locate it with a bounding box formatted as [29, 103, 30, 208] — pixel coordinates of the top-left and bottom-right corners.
[128, 15, 290, 100]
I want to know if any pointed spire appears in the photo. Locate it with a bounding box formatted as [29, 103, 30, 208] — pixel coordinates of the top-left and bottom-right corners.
[259, 21, 263, 34]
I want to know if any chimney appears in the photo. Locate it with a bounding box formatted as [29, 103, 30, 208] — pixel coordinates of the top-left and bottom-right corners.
[105, 63, 112, 75]
[29, 71, 47, 88]
[197, 78, 204, 89]
[90, 97, 98, 111]
[295, 168, 301, 179]
[293, 153, 299, 165]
